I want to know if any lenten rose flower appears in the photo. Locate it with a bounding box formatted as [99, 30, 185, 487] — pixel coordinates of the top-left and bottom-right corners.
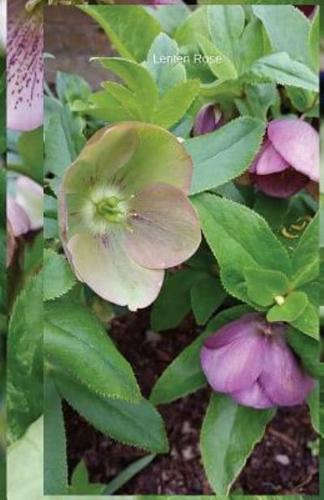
[7, 175, 43, 236]
[249, 118, 319, 198]
[193, 103, 223, 136]
[7, 0, 43, 131]
[59, 122, 201, 311]
[201, 313, 314, 409]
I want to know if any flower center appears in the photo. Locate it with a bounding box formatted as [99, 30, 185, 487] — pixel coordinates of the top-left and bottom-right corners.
[95, 196, 127, 224]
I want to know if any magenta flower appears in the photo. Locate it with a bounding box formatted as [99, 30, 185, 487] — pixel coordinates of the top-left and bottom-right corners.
[59, 122, 201, 311]
[201, 313, 314, 409]
[249, 119, 319, 198]
[193, 104, 223, 136]
[7, 0, 43, 131]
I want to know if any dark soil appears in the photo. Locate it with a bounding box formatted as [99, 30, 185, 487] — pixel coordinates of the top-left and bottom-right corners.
[63, 310, 319, 495]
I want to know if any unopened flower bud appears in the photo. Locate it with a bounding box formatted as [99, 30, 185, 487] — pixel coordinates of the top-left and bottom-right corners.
[193, 103, 223, 136]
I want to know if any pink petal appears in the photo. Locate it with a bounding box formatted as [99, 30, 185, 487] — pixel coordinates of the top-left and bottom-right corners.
[268, 119, 319, 182]
[201, 333, 265, 394]
[260, 336, 315, 406]
[124, 183, 201, 270]
[252, 140, 289, 175]
[16, 176, 43, 230]
[231, 380, 274, 409]
[204, 313, 265, 349]
[7, 1, 43, 131]
[67, 231, 164, 311]
[7, 195, 30, 236]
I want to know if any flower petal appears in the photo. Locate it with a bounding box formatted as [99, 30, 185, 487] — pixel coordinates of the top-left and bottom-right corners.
[125, 183, 201, 270]
[201, 333, 265, 394]
[67, 231, 164, 311]
[252, 140, 289, 175]
[63, 124, 139, 194]
[252, 169, 309, 198]
[115, 122, 193, 195]
[7, 195, 30, 236]
[16, 176, 43, 230]
[204, 313, 265, 349]
[7, 1, 43, 131]
[260, 336, 315, 406]
[231, 380, 274, 409]
[268, 119, 319, 181]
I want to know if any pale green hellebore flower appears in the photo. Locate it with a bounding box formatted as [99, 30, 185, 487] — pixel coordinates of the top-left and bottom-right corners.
[59, 122, 201, 311]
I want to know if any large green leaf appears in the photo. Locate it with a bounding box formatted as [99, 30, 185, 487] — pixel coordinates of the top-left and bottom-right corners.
[55, 373, 169, 453]
[253, 5, 311, 64]
[150, 305, 250, 406]
[250, 52, 318, 92]
[79, 5, 161, 62]
[45, 302, 141, 403]
[201, 393, 275, 495]
[193, 194, 291, 305]
[207, 5, 245, 69]
[186, 116, 265, 195]
[7, 272, 43, 444]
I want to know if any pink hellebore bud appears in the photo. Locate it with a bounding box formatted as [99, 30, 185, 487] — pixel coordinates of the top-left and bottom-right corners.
[249, 119, 319, 198]
[59, 122, 201, 311]
[193, 103, 223, 136]
[8, 0, 43, 131]
[201, 313, 314, 409]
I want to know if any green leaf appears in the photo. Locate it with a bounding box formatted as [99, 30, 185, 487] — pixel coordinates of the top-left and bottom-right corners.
[286, 327, 320, 378]
[253, 5, 311, 65]
[7, 417, 44, 500]
[309, 8, 319, 72]
[250, 52, 318, 92]
[244, 268, 290, 307]
[191, 275, 226, 325]
[103, 454, 156, 495]
[193, 194, 291, 305]
[239, 18, 266, 72]
[200, 393, 275, 495]
[17, 128, 43, 184]
[79, 5, 161, 62]
[197, 34, 238, 81]
[69, 461, 105, 495]
[186, 116, 265, 195]
[153, 79, 200, 129]
[291, 213, 319, 289]
[56, 71, 91, 106]
[207, 5, 245, 69]
[45, 302, 141, 403]
[7, 272, 43, 444]
[291, 282, 319, 339]
[96, 57, 159, 121]
[44, 376, 68, 495]
[308, 383, 321, 436]
[235, 83, 278, 120]
[150, 269, 203, 332]
[145, 33, 186, 94]
[55, 373, 169, 453]
[267, 291, 308, 323]
[44, 250, 76, 301]
[45, 98, 85, 178]
[150, 305, 251, 406]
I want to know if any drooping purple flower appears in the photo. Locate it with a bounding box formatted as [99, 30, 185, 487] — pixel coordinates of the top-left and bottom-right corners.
[7, 0, 43, 131]
[193, 103, 223, 136]
[249, 118, 319, 198]
[59, 122, 201, 311]
[201, 313, 314, 409]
